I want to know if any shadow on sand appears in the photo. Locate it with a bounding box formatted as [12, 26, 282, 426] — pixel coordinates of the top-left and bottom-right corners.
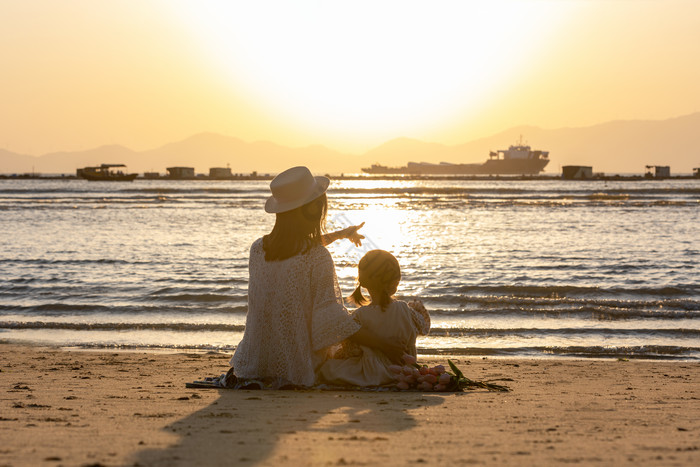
[133, 388, 445, 465]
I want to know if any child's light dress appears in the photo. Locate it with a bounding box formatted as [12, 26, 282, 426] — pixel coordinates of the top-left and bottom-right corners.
[317, 300, 430, 386]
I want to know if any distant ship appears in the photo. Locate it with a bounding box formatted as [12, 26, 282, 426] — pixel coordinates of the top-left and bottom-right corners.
[362, 137, 550, 175]
[77, 164, 138, 181]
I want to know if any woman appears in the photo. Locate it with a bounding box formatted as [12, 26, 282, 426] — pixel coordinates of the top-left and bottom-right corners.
[230, 166, 405, 387]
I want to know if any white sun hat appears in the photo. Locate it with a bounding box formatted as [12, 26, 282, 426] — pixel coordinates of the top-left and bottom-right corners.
[264, 166, 330, 214]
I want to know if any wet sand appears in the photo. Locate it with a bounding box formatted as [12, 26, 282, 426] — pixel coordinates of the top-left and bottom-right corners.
[0, 343, 698, 466]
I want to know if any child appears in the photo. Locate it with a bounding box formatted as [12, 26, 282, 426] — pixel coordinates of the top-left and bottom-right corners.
[317, 249, 430, 386]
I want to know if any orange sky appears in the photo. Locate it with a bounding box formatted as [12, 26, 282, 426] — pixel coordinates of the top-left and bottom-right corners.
[1, 0, 699, 156]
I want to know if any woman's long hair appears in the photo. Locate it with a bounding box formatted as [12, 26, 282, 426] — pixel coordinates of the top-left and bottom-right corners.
[263, 193, 327, 261]
[350, 250, 401, 311]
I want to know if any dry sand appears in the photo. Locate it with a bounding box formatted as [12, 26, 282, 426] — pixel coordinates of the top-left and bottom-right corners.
[0, 343, 698, 466]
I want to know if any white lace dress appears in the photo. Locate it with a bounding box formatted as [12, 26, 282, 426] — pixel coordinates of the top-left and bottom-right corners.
[230, 238, 360, 387]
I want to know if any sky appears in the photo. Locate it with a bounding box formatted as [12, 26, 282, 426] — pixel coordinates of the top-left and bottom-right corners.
[1, 0, 699, 156]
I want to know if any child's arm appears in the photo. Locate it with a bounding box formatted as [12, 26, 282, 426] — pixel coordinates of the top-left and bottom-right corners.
[349, 325, 406, 363]
[321, 222, 365, 246]
[408, 300, 431, 335]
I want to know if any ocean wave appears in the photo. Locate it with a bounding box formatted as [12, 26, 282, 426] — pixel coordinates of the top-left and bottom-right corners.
[330, 187, 700, 196]
[27, 342, 239, 352]
[427, 306, 700, 321]
[451, 284, 694, 295]
[427, 327, 700, 338]
[0, 284, 247, 299]
[0, 304, 248, 315]
[146, 293, 246, 302]
[0, 258, 153, 266]
[2, 337, 694, 360]
[0, 187, 267, 195]
[586, 192, 630, 200]
[0, 257, 237, 267]
[119, 188, 266, 194]
[2, 196, 696, 211]
[0, 321, 246, 332]
[150, 278, 247, 285]
[420, 345, 700, 360]
[6, 320, 695, 338]
[420, 284, 699, 302]
[433, 295, 700, 311]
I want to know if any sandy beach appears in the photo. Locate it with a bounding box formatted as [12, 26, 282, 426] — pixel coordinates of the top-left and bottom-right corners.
[0, 343, 697, 466]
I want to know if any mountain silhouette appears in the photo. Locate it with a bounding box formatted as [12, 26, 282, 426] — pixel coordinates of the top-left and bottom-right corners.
[2, 113, 699, 175]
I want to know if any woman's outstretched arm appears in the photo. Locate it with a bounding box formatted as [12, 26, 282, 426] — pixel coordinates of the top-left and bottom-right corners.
[321, 222, 365, 247]
[349, 325, 407, 363]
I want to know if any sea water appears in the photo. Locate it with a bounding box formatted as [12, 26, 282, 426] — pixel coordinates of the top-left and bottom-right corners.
[1, 177, 698, 359]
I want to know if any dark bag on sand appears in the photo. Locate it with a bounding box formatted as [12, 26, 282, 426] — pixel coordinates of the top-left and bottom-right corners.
[223, 367, 237, 388]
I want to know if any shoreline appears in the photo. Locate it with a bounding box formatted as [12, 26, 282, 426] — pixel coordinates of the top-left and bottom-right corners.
[1, 343, 698, 466]
[66, 352, 700, 363]
[5, 340, 699, 362]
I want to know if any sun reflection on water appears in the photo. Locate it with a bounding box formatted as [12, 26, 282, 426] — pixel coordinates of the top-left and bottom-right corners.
[326, 180, 470, 300]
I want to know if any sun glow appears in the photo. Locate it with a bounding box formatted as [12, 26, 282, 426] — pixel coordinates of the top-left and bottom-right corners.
[164, 1, 578, 144]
